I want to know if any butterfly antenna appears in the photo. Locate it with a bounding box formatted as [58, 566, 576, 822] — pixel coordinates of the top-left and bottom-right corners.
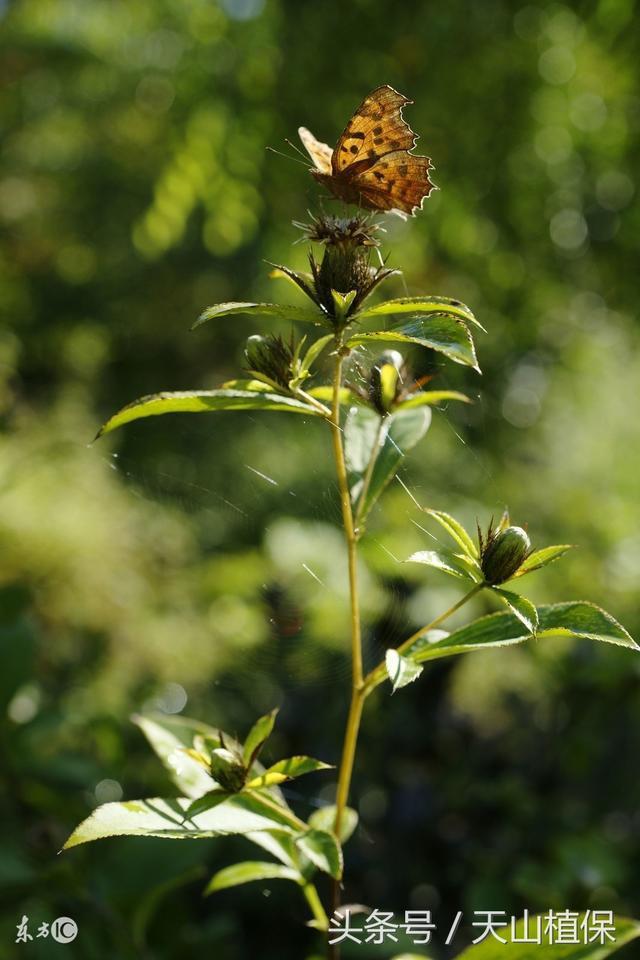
[284, 137, 311, 162]
[265, 146, 308, 167]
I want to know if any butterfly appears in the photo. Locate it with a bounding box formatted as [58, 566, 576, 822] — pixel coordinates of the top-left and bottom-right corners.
[298, 85, 436, 217]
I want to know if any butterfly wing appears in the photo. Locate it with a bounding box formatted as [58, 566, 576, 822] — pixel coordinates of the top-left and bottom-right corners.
[332, 85, 417, 175]
[298, 127, 333, 175]
[352, 151, 436, 216]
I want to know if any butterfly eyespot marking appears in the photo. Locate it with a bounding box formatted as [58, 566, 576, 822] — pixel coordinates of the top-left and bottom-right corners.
[350, 145, 358, 154]
[399, 164, 408, 176]
[373, 171, 385, 181]
[373, 137, 384, 145]
[373, 125, 383, 135]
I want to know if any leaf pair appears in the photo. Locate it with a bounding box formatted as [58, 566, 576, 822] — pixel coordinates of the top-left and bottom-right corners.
[382, 601, 637, 692]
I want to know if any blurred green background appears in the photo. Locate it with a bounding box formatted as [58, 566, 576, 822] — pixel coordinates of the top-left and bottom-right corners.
[1, 0, 640, 957]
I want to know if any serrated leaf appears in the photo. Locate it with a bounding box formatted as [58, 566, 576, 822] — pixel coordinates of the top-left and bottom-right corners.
[267, 263, 317, 302]
[425, 509, 479, 559]
[354, 295, 485, 331]
[345, 407, 431, 523]
[192, 301, 326, 329]
[204, 860, 301, 895]
[513, 543, 574, 577]
[405, 602, 637, 665]
[407, 549, 481, 581]
[96, 389, 321, 438]
[385, 649, 424, 691]
[296, 829, 342, 880]
[243, 708, 278, 768]
[347, 315, 479, 370]
[132, 714, 218, 799]
[63, 792, 300, 849]
[307, 805, 358, 845]
[394, 390, 471, 410]
[493, 588, 539, 634]
[246, 756, 332, 789]
[455, 913, 640, 960]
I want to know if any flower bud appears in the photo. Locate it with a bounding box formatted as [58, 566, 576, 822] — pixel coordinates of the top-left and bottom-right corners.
[244, 334, 296, 388]
[481, 525, 531, 585]
[369, 350, 404, 415]
[209, 747, 246, 793]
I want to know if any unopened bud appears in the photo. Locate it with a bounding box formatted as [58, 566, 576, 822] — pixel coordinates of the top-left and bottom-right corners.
[210, 748, 246, 793]
[369, 351, 404, 415]
[481, 526, 531, 584]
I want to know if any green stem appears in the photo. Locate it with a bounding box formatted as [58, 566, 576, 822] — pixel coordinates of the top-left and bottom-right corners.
[363, 582, 485, 695]
[302, 881, 329, 931]
[296, 387, 332, 417]
[328, 345, 365, 959]
[353, 414, 386, 536]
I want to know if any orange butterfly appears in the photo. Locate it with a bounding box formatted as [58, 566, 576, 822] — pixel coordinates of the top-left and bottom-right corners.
[299, 85, 436, 217]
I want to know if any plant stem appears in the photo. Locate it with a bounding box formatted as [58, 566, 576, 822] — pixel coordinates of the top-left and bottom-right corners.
[302, 881, 329, 931]
[328, 345, 365, 959]
[353, 414, 386, 536]
[363, 582, 485, 694]
[329, 348, 364, 696]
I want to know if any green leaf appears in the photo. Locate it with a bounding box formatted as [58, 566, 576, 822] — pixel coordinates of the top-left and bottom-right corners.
[513, 543, 574, 577]
[493, 588, 539, 634]
[246, 756, 332, 789]
[394, 390, 471, 410]
[301, 333, 334, 372]
[385, 649, 424, 692]
[345, 407, 431, 522]
[347, 315, 480, 370]
[455, 913, 640, 960]
[192, 301, 326, 329]
[63, 792, 299, 849]
[132, 714, 218, 799]
[186, 789, 233, 819]
[391, 955, 436, 960]
[307, 805, 358, 845]
[296, 828, 343, 880]
[331, 289, 357, 318]
[96, 389, 321, 438]
[220, 378, 273, 392]
[204, 861, 300, 895]
[424, 509, 479, 559]
[244, 829, 299, 868]
[354, 295, 486, 332]
[308, 385, 363, 405]
[406, 602, 637, 665]
[243, 708, 279, 768]
[407, 548, 481, 581]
